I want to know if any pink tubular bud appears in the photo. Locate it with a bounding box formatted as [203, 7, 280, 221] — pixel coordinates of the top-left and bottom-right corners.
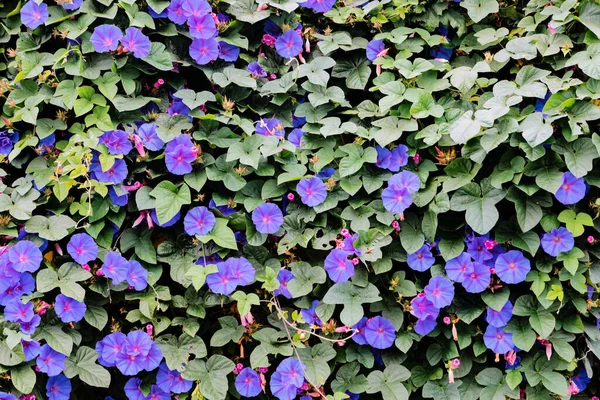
[257, 3, 268, 10]
[132, 213, 146, 228]
[391, 221, 400, 231]
[124, 181, 143, 191]
[258, 367, 268, 374]
[54, 243, 63, 256]
[448, 368, 455, 384]
[96, 269, 105, 277]
[233, 363, 244, 374]
[505, 350, 517, 366]
[484, 240, 497, 250]
[132, 134, 146, 157]
[545, 342, 552, 360]
[567, 382, 580, 395]
[146, 324, 153, 336]
[336, 340, 345, 347]
[548, 22, 557, 34]
[81, 264, 91, 272]
[376, 64, 382, 76]
[36, 301, 51, 315]
[305, 38, 311, 53]
[191, 145, 200, 155]
[146, 211, 154, 229]
[335, 326, 350, 333]
[413, 153, 421, 165]
[298, 52, 306, 64]
[451, 323, 458, 341]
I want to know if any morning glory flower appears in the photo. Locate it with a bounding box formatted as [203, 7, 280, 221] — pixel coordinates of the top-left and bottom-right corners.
[541, 227, 574, 256]
[376, 146, 392, 169]
[364, 316, 396, 349]
[151, 210, 180, 227]
[190, 38, 220, 65]
[219, 41, 240, 62]
[297, 177, 327, 206]
[165, 134, 196, 175]
[206, 261, 237, 295]
[483, 325, 514, 354]
[100, 130, 132, 155]
[126, 260, 149, 291]
[235, 368, 262, 397]
[424, 276, 455, 308]
[305, 0, 336, 13]
[382, 186, 412, 213]
[466, 236, 493, 263]
[147, 385, 170, 400]
[20, 313, 40, 334]
[388, 145, 409, 171]
[124, 378, 146, 400]
[445, 253, 474, 283]
[288, 128, 306, 148]
[137, 123, 164, 151]
[46, 374, 71, 400]
[22, 339, 41, 361]
[252, 203, 284, 234]
[116, 331, 162, 375]
[388, 170, 420, 193]
[555, 172, 586, 205]
[351, 317, 368, 345]
[97, 332, 127, 367]
[275, 30, 303, 58]
[188, 14, 217, 39]
[102, 251, 129, 284]
[324, 249, 354, 283]
[485, 300, 513, 328]
[0, 131, 19, 155]
[122, 28, 152, 58]
[90, 24, 123, 53]
[275, 357, 305, 388]
[226, 257, 255, 286]
[301, 299, 322, 325]
[8, 241, 42, 273]
[414, 315, 438, 335]
[4, 299, 34, 323]
[407, 244, 435, 272]
[366, 39, 385, 61]
[20, 1, 49, 29]
[0, 394, 16, 400]
[411, 294, 440, 319]
[54, 294, 86, 323]
[184, 206, 216, 236]
[274, 269, 294, 298]
[247, 61, 267, 78]
[93, 158, 128, 184]
[67, 233, 98, 265]
[256, 117, 285, 137]
[167, 0, 187, 23]
[61, 0, 83, 10]
[182, 0, 212, 18]
[494, 250, 530, 284]
[156, 362, 193, 393]
[37, 344, 66, 376]
[461, 262, 491, 293]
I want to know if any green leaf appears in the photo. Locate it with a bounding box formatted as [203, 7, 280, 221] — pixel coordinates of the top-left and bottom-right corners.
[332, 55, 371, 90]
[578, 1, 600, 39]
[287, 262, 327, 298]
[323, 283, 382, 326]
[142, 42, 174, 71]
[557, 210, 594, 237]
[37, 326, 73, 355]
[150, 181, 192, 225]
[450, 181, 506, 235]
[11, 365, 36, 393]
[25, 214, 76, 241]
[210, 316, 245, 347]
[84, 305, 108, 330]
[196, 218, 237, 250]
[111, 95, 159, 112]
[461, 0, 499, 22]
[64, 346, 111, 388]
[481, 288, 510, 311]
[367, 364, 410, 400]
[155, 113, 193, 142]
[298, 343, 337, 385]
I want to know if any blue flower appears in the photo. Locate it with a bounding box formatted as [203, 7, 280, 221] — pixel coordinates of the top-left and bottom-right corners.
[20, 1, 49, 29]
[46, 374, 71, 400]
[541, 227, 574, 256]
[184, 206, 216, 236]
[366, 39, 385, 61]
[485, 300, 513, 328]
[301, 299, 322, 325]
[156, 362, 193, 393]
[37, 344, 66, 376]
[219, 41, 240, 62]
[324, 249, 354, 282]
[274, 269, 294, 298]
[90, 25, 123, 52]
[461, 262, 490, 293]
[235, 368, 262, 397]
[494, 250, 530, 284]
[445, 253, 474, 283]
[483, 326, 514, 354]
[102, 251, 129, 284]
[54, 294, 86, 323]
[554, 172, 585, 205]
[424, 276, 454, 308]
[407, 244, 435, 272]
[0, 131, 19, 155]
[248, 61, 267, 77]
[364, 316, 395, 349]
[252, 203, 284, 234]
[67, 233, 98, 265]
[275, 30, 303, 58]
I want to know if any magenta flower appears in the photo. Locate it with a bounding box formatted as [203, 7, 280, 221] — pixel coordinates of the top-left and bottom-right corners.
[4, 299, 34, 323]
[90, 24, 123, 53]
[424, 276, 454, 308]
[494, 250, 530, 284]
[37, 344, 66, 376]
[256, 117, 285, 137]
[467, 236, 493, 263]
[190, 38, 219, 65]
[182, 0, 212, 18]
[301, 299, 322, 325]
[126, 260, 149, 291]
[184, 206, 216, 236]
[188, 14, 217, 39]
[235, 368, 262, 397]
[275, 30, 303, 58]
[485, 300, 513, 328]
[444, 253, 474, 283]
[20, 1, 49, 29]
[364, 316, 396, 349]
[382, 186, 412, 213]
[156, 362, 193, 393]
[414, 315, 437, 335]
[54, 294, 86, 323]
[165, 134, 196, 175]
[483, 325, 514, 354]
[324, 249, 354, 283]
[252, 203, 284, 234]
[102, 251, 129, 284]
[461, 262, 491, 293]
[411, 295, 440, 319]
[219, 42, 240, 62]
[555, 172, 586, 205]
[274, 269, 294, 298]
[122, 28, 151, 58]
[8, 241, 42, 273]
[67, 233, 98, 265]
[541, 227, 574, 256]
[137, 123, 164, 151]
[206, 261, 237, 295]
[366, 39, 385, 61]
[46, 374, 71, 400]
[407, 244, 435, 272]
[388, 170, 420, 193]
[93, 158, 128, 184]
[167, 0, 187, 24]
[351, 317, 368, 345]
[305, 0, 336, 12]
[296, 177, 327, 207]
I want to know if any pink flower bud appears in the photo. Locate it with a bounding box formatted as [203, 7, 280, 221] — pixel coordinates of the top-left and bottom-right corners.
[443, 316, 451, 325]
[505, 350, 517, 366]
[340, 228, 350, 237]
[413, 153, 421, 165]
[131, 134, 146, 157]
[391, 221, 400, 231]
[233, 363, 244, 374]
[490, 267, 496, 275]
[588, 235, 594, 243]
[336, 240, 345, 250]
[452, 323, 458, 341]
[336, 340, 345, 347]
[567, 382, 580, 395]
[132, 213, 146, 228]
[548, 22, 557, 34]
[54, 243, 63, 256]
[154, 79, 165, 88]
[191, 145, 200, 155]
[36, 301, 51, 315]
[258, 367, 269, 374]
[305, 38, 310, 53]
[451, 359, 460, 369]
[545, 342, 552, 360]
[124, 181, 143, 191]
[257, 3, 268, 10]
[335, 326, 350, 333]
[351, 258, 359, 265]
[287, 193, 295, 201]
[81, 264, 91, 272]
[484, 240, 497, 250]
[448, 368, 455, 384]
[96, 269, 105, 277]
[269, 73, 276, 80]
[301, 382, 309, 391]
[146, 324, 153, 336]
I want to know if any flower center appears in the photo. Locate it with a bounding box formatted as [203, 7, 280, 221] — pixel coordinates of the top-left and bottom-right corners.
[508, 262, 516, 270]
[563, 184, 570, 191]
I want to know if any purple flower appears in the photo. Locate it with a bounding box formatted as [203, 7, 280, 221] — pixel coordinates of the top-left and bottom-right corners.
[467, 236, 493, 263]
[93, 158, 128, 184]
[411, 295, 440, 319]
[301, 299, 322, 325]
[571, 369, 591, 392]
[252, 203, 284, 234]
[126, 260, 149, 291]
[209, 198, 236, 216]
[296, 177, 327, 206]
[190, 38, 219, 65]
[167, 0, 187, 23]
[541, 227, 574, 256]
[97, 332, 127, 367]
[0, 131, 18, 155]
[275, 30, 303, 58]
[388, 171, 420, 193]
[206, 262, 237, 295]
[184, 206, 216, 236]
[324, 249, 354, 283]
[364, 316, 395, 349]
[445, 253, 474, 283]
[54, 294, 86, 323]
[388, 145, 409, 171]
[116, 331, 162, 375]
[0, 394, 16, 400]
[424, 276, 454, 308]
[20, 1, 49, 29]
[4, 299, 34, 323]
[156, 362, 193, 393]
[90, 25, 123, 53]
[147, 386, 170, 400]
[555, 172, 585, 205]
[351, 317, 368, 345]
[305, 0, 336, 13]
[61, 0, 83, 10]
[137, 123, 164, 151]
[37, 344, 66, 376]
[165, 134, 196, 175]
[8, 241, 42, 273]
[67, 233, 98, 265]
[382, 186, 412, 213]
[494, 250, 530, 284]
[248, 61, 267, 77]
[461, 262, 491, 293]
[188, 14, 217, 39]
[124, 378, 145, 400]
[256, 117, 285, 137]
[414, 315, 437, 335]
[407, 244, 435, 272]
[288, 128, 305, 148]
[274, 357, 305, 388]
[100, 130, 132, 155]
[235, 368, 262, 397]
[102, 251, 129, 284]
[219, 41, 240, 62]
[366, 39, 385, 61]
[20, 314, 41, 335]
[182, 0, 212, 18]
[486, 300, 513, 328]
[151, 209, 180, 227]
[226, 257, 255, 285]
[483, 325, 514, 354]
[22, 339, 41, 361]
[376, 146, 391, 169]
[46, 374, 71, 400]
[122, 28, 151, 58]
[274, 269, 294, 298]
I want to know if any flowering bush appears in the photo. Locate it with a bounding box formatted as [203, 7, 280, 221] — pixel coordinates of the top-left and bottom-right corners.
[1, 0, 600, 397]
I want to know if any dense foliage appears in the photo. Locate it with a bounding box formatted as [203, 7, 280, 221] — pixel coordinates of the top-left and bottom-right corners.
[1, 0, 600, 398]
